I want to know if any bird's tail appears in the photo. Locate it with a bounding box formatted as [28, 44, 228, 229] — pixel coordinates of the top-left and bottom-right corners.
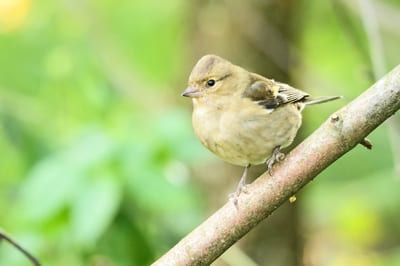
[305, 96, 342, 106]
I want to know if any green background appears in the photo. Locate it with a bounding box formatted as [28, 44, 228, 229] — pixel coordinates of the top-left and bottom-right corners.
[0, 0, 399, 265]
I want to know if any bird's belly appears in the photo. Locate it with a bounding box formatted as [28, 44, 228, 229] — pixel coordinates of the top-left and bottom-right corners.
[193, 103, 302, 167]
[212, 134, 274, 166]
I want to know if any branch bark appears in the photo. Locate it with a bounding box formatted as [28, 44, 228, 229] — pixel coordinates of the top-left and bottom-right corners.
[153, 65, 400, 266]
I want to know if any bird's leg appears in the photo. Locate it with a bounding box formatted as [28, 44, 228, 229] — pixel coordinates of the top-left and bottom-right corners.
[229, 164, 250, 207]
[266, 146, 285, 175]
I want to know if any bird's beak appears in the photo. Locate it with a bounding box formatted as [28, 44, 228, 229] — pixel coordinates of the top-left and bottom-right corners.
[181, 86, 202, 98]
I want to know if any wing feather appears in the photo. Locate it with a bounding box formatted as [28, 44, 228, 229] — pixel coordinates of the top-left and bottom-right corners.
[242, 73, 309, 109]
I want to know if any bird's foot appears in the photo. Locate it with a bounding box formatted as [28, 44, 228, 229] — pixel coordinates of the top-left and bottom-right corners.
[266, 146, 285, 175]
[229, 165, 250, 208]
[229, 184, 249, 208]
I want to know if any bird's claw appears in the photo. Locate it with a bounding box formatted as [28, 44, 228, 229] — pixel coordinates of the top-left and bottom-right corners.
[229, 192, 239, 208]
[229, 165, 251, 208]
[229, 184, 249, 208]
[266, 146, 285, 175]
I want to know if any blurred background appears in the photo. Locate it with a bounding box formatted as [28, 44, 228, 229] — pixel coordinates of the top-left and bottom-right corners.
[0, 0, 400, 265]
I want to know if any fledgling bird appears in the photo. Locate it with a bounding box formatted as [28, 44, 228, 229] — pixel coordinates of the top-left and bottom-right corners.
[182, 55, 340, 206]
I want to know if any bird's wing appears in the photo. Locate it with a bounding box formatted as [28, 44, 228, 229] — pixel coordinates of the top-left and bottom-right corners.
[242, 73, 309, 109]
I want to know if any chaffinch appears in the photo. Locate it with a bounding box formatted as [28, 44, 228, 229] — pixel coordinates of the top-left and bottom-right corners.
[182, 55, 340, 206]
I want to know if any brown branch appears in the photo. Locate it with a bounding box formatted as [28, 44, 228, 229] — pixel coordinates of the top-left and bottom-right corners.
[153, 65, 400, 265]
[0, 231, 41, 266]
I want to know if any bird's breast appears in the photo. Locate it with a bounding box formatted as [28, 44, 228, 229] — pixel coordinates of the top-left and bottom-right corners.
[191, 98, 302, 166]
[192, 99, 223, 151]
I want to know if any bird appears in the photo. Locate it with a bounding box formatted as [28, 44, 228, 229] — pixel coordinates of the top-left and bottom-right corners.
[182, 54, 340, 206]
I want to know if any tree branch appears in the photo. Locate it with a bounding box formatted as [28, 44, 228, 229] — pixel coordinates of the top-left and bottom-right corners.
[0, 231, 40, 266]
[153, 65, 400, 266]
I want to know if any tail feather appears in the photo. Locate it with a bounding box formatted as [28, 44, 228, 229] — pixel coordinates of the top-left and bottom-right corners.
[305, 96, 342, 105]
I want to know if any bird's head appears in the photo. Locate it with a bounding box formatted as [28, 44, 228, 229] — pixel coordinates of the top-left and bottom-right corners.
[182, 54, 245, 98]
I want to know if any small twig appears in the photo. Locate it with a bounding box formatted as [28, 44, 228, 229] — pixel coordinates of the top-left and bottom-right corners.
[360, 138, 373, 150]
[0, 231, 41, 266]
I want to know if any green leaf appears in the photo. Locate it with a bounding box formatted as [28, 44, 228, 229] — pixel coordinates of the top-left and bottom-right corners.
[16, 129, 115, 223]
[17, 156, 82, 223]
[70, 175, 122, 249]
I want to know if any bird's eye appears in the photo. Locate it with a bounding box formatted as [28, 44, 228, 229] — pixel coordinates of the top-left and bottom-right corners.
[207, 79, 216, 87]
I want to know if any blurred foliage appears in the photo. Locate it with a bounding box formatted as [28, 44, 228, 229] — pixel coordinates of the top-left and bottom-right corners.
[0, 0, 400, 265]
